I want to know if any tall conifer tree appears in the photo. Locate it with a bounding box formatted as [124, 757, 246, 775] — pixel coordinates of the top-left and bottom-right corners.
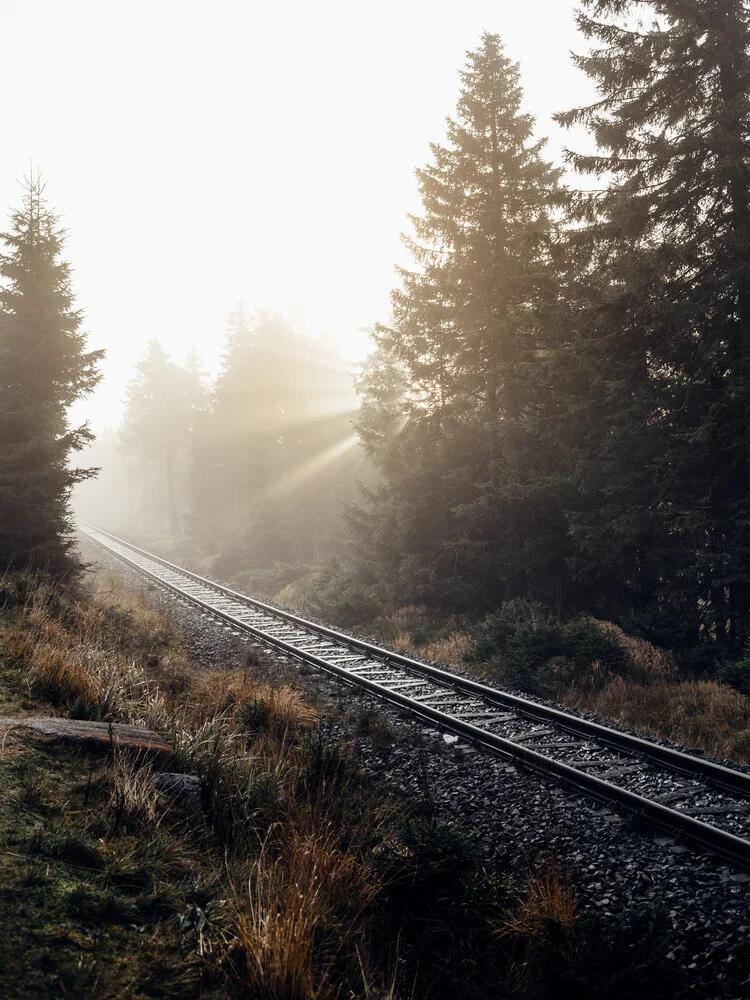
[556, 0, 750, 649]
[120, 340, 205, 537]
[0, 177, 103, 574]
[358, 34, 565, 608]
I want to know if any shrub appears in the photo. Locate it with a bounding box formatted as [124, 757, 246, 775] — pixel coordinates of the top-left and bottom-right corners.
[0, 572, 45, 612]
[303, 732, 360, 801]
[521, 906, 684, 999]
[379, 817, 479, 911]
[467, 600, 626, 696]
[467, 599, 563, 690]
[236, 685, 317, 739]
[375, 819, 516, 1000]
[354, 710, 397, 749]
[562, 618, 628, 681]
[305, 565, 385, 628]
[237, 697, 272, 734]
[718, 644, 750, 696]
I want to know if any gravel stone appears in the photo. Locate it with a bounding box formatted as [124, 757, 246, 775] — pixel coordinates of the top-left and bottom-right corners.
[84, 539, 750, 999]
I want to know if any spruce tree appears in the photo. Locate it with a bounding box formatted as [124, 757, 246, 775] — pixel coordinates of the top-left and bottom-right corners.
[0, 178, 103, 575]
[120, 340, 202, 537]
[556, 0, 750, 650]
[358, 33, 566, 609]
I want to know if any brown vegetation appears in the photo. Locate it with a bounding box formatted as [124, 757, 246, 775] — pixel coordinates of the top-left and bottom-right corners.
[370, 604, 750, 765]
[495, 862, 577, 988]
[368, 605, 471, 670]
[0, 570, 388, 998]
[564, 677, 750, 762]
[557, 623, 750, 762]
[0, 570, 688, 998]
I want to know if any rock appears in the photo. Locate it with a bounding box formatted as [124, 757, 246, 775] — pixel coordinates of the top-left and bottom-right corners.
[154, 772, 202, 810]
[0, 717, 173, 759]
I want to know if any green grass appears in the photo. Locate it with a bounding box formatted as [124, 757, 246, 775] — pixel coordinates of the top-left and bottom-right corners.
[0, 746, 214, 1000]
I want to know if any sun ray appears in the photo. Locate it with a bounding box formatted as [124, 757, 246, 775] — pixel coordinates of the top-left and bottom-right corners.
[265, 433, 360, 499]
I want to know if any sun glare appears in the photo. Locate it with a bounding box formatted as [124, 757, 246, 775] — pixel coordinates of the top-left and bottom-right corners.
[266, 433, 361, 499]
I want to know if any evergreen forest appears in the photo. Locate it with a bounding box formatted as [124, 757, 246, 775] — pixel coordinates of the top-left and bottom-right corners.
[74, 5, 750, 689]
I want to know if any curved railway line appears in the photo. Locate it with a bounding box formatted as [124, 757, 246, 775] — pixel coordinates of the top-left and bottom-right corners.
[81, 523, 750, 870]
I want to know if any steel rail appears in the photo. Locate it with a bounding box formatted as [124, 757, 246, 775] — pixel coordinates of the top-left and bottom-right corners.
[80, 523, 750, 869]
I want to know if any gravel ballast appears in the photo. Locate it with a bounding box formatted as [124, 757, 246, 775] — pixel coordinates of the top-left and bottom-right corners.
[86, 542, 750, 999]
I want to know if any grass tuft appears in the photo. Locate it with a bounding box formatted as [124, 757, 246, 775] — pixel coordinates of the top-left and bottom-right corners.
[564, 677, 750, 761]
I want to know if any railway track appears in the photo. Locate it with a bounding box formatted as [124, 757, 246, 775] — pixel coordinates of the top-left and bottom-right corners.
[81, 523, 750, 869]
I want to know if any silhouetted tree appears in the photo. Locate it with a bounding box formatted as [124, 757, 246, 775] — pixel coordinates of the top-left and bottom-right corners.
[189, 307, 363, 578]
[120, 340, 203, 536]
[555, 0, 750, 650]
[356, 33, 566, 609]
[0, 176, 103, 575]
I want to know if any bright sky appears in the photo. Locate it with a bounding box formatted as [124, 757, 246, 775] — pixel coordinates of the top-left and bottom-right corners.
[0, 0, 594, 430]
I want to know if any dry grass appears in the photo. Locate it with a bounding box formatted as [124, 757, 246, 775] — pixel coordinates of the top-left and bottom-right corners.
[503, 865, 576, 938]
[233, 829, 380, 1000]
[275, 579, 314, 613]
[7, 567, 647, 999]
[0, 573, 178, 727]
[365, 604, 471, 671]
[352, 710, 398, 749]
[595, 621, 677, 684]
[564, 677, 750, 762]
[108, 748, 160, 833]
[494, 862, 577, 989]
[0, 567, 393, 997]
[390, 630, 471, 669]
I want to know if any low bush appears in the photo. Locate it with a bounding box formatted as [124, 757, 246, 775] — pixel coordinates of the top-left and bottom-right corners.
[370, 605, 442, 644]
[237, 696, 272, 733]
[304, 564, 385, 628]
[378, 817, 479, 916]
[467, 599, 627, 696]
[353, 710, 397, 749]
[520, 906, 685, 999]
[375, 818, 507, 999]
[718, 644, 750, 696]
[303, 731, 361, 803]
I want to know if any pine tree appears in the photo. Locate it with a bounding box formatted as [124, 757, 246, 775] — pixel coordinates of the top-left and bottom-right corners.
[358, 33, 566, 609]
[556, 0, 750, 649]
[0, 177, 103, 575]
[120, 340, 202, 537]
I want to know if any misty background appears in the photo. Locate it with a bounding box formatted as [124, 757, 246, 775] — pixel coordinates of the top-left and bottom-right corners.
[0, 0, 592, 430]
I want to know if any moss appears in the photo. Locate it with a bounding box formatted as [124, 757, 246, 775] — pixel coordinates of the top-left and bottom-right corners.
[0, 746, 208, 999]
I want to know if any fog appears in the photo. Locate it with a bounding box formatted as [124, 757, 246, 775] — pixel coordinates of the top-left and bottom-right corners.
[0, 0, 592, 432]
[0, 0, 597, 591]
[74, 310, 368, 591]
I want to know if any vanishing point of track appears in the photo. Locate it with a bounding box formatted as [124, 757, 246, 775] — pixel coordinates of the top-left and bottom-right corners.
[81, 524, 750, 870]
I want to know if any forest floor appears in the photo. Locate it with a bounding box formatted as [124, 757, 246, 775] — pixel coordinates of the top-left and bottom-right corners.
[1, 565, 689, 1000]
